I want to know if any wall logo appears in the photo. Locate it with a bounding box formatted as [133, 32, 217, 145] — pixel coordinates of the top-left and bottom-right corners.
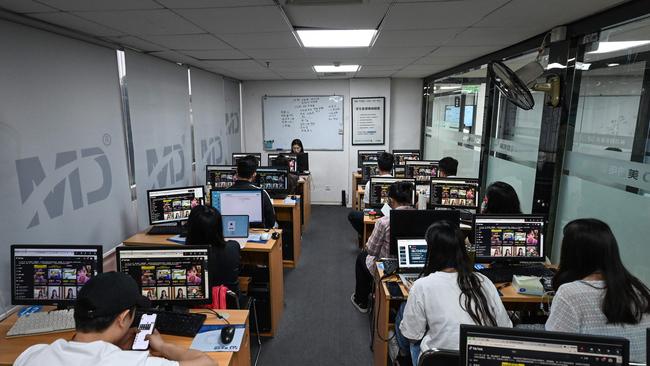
[16, 147, 112, 229]
[146, 143, 186, 188]
[201, 136, 223, 165]
[225, 112, 240, 135]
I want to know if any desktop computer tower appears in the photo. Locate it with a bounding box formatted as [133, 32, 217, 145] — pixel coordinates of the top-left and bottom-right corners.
[249, 285, 271, 332]
[278, 221, 294, 261]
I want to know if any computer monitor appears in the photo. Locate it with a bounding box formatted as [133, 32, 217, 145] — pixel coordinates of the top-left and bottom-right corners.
[297, 152, 309, 173]
[255, 167, 288, 197]
[357, 150, 385, 168]
[393, 166, 406, 178]
[429, 178, 479, 210]
[222, 215, 249, 239]
[389, 209, 460, 255]
[460, 324, 628, 366]
[211, 189, 263, 224]
[397, 239, 427, 271]
[368, 177, 416, 209]
[116, 246, 211, 306]
[473, 214, 545, 263]
[268, 153, 297, 173]
[361, 161, 380, 184]
[206, 165, 237, 189]
[147, 186, 205, 226]
[11, 244, 103, 306]
[393, 150, 421, 166]
[232, 153, 261, 166]
[405, 160, 439, 191]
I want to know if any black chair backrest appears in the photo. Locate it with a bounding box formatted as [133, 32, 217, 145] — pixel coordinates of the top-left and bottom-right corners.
[417, 349, 459, 366]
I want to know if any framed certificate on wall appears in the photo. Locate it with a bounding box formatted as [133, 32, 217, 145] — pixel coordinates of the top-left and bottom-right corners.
[352, 97, 385, 145]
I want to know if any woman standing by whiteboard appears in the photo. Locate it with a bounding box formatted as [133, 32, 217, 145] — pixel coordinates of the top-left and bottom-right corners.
[291, 139, 304, 154]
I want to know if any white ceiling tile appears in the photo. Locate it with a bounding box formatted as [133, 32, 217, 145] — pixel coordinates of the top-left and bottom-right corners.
[267, 63, 314, 72]
[176, 6, 290, 34]
[158, 0, 274, 8]
[182, 49, 249, 60]
[29, 12, 124, 36]
[37, 0, 162, 11]
[361, 57, 417, 66]
[142, 34, 231, 50]
[360, 65, 402, 71]
[219, 32, 299, 49]
[74, 9, 204, 35]
[276, 72, 318, 80]
[430, 45, 500, 58]
[236, 71, 283, 80]
[451, 27, 538, 46]
[0, 0, 58, 13]
[303, 48, 370, 59]
[401, 64, 452, 72]
[475, 0, 627, 28]
[355, 70, 395, 78]
[202, 59, 265, 71]
[392, 70, 430, 78]
[149, 50, 199, 65]
[243, 48, 307, 60]
[368, 46, 435, 58]
[373, 28, 462, 47]
[286, 0, 389, 29]
[414, 54, 471, 65]
[106, 35, 167, 51]
[382, 0, 508, 30]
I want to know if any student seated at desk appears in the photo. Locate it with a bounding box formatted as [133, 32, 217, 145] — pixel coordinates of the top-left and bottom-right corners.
[291, 138, 304, 155]
[186, 205, 240, 294]
[350, 181, 415, 313]
[481, 181, 522, 214]
[396, 222, 512, 366]
[273, 154, 298, 195]
[229, 154, 276, 228]
[347, 152, 394, 237]
[15, 272, 215, 366]
[546, 218, 650, 363]
[438, 156, 458, 178]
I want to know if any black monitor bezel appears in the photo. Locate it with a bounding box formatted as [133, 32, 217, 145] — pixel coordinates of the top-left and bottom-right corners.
[361, 161, 380, 183]
[460, 324, 629, 366]
[429, 177, 480, 210]
[205, 165, 237, 186]
[255, 167, 289, 194]
[389, 210, 460, 256]
[357, 150, 386, 168]
[296, 152, 309, 173]
[210, 188, 264, 224]
[267, 153, 298, 173]
[367, 177, 416, 209]
[146, 185, 205, 226]
[392, 150, 421, 166]
[11, 244, 104, 306]
[473, 214, 546, 263]
[232, 152, 261, 166]
[116, 245, 212, 306]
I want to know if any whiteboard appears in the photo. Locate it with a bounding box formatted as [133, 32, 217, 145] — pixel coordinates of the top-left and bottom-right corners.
[262, 95, 344, 150]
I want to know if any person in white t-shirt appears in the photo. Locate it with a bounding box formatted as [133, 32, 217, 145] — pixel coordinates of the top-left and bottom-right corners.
[396, 221, 512, 366]
[15, 272, 215, 366]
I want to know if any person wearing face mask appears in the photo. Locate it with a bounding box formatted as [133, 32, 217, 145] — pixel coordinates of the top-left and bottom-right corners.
[350, 181, 415, 313]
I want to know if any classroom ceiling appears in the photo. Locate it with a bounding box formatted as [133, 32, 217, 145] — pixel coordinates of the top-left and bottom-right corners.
[0, 0, 630, 80]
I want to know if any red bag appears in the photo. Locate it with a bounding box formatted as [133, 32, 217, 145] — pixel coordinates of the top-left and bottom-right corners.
[198, 285, 228, 310]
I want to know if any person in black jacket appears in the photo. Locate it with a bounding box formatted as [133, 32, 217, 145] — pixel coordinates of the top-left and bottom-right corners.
[186, 205, 240, 293]
[229, 155, 276, 229]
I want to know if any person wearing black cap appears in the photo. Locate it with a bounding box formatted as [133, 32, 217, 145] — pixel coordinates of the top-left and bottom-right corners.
[15, 272, 215, 366]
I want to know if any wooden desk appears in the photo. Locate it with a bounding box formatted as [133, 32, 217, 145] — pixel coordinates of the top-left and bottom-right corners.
[272, 198, 302, 268]
[372, 268, 552, 366]
[0, 308, 250, 366]
[351, 172, 362, 209]
[298, 175, 311, 230]
[124, 230, 284, 338]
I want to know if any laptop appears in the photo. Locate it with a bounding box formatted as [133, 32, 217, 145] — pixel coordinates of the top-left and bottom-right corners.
[396, 238, 427, 289]
[223, 215, 250, 247]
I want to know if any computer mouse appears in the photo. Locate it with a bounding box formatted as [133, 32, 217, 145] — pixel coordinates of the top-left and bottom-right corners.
[220, 325, 235, 344]
[260, 233, 270, 240]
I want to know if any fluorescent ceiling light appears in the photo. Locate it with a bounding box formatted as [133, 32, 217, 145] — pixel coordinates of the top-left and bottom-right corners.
[297, 29, 377, 48]
[313, 64, 359, 73]
[438, 85, 461, 90]
[587, 41, 650, 54]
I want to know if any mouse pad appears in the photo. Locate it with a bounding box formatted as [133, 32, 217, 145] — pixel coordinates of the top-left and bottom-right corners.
[190, 324, 246, 352]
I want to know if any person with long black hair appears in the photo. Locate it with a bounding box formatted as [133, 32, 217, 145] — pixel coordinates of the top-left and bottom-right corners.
[186, 205, 240, 293]
[396, 221, 511, 365]
[481, 181, 522, 214]
[546, 218, 650, 363]
[291, 139, 304, 154]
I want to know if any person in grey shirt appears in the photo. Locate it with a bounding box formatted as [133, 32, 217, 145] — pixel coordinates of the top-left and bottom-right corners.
[546, 218, 650, 363]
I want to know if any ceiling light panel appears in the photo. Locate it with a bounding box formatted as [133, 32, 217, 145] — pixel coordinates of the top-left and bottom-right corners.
[297, 29, 376, 48]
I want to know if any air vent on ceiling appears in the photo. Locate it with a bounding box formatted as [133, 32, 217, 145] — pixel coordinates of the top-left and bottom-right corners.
[284, 0, 365, 5]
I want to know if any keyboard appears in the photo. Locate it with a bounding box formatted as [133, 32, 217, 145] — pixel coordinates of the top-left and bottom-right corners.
[7, 309, 75, 337]
[148, 225, 182, 235]
[399, 273, 420, 289]
[135, 309, 206, 337]
[478, 264, 556, 284]
[380, 259, 398, 276]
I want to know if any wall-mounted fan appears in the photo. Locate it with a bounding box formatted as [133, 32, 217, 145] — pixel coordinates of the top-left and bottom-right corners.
[488, 59, 561, 110]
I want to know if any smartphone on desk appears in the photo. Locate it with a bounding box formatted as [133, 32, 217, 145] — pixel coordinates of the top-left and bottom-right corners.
[132, 313, 157, 350]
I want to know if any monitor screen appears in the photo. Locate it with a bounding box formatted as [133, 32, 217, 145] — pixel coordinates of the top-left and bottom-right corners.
[406, 160, 439, 184]
[368, 177, 415, 208]
[393, 150, 420, 166]
[358, 150, 385, 168]
[389, 210, 460, 256]
[460, 325, 628, 366]
[223, 215, 249, 239]
[473, 215, 545, 262]
[206, 165, 237, 188]
[297, 153, 309, 173]
[117, 246, 211, 304]
[232, 153, 261, 166]
[430, 178, 479, 210]
[11, 245, 102, 305]
[211, 189, 263, 223]
[268, 153, 297, 173]
[361, 161, 380, 183]
[444, 105, 475, 127]
[397, 239, 427, 270]
[256, 168, 288, 192]
[147, 186, 204, 225]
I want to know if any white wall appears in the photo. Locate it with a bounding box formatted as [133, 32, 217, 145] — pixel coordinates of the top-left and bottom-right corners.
[241, 78, 422, 205]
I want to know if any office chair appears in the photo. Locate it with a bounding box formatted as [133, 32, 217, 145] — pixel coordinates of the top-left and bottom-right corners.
[417, 349, 459, 366]
[226, 290, 262, 366]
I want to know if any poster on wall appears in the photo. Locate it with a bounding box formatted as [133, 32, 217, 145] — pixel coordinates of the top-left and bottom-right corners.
[352, 97, 385, 145]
